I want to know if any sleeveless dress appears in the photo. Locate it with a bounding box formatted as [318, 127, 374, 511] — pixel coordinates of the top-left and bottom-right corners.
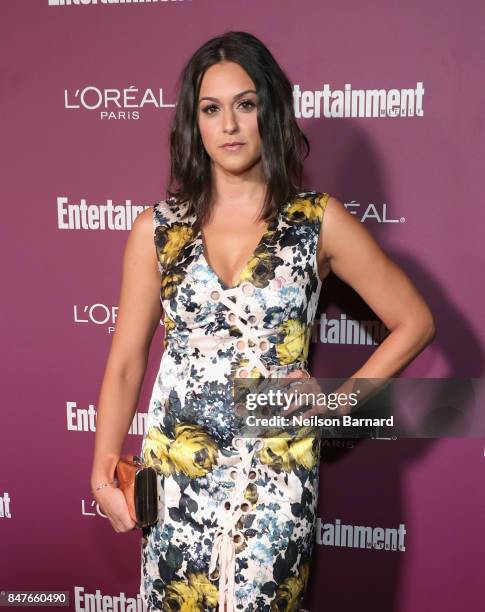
[139, 190, 330, 612]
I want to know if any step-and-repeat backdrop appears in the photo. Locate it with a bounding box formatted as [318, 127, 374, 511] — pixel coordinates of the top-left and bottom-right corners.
[2, 1, 484, 610]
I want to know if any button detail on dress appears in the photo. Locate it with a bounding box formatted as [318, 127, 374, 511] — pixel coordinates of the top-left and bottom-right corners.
[232, 437, 244, 449]
[236, 367, 249, 378]
[241, 282, 254, 296]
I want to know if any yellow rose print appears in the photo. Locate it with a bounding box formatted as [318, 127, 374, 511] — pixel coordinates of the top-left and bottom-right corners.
[314, 192, 330, 219]
[189, 574, 219, 608]
[286, 196, 323, 224]
[162, 572, 218, 611]
[143, 423, 218, 478]
[163, 579, 198, 612]
[275, 320, 311, 364]
[258, 428, 318, 472]
[270, 560, 310, 612]
[155, 222, 194, 268]
[258, 435, 293, 472]
[288, 428, 318, 470]
[160, 270, 186, 300]
[169, 424, 219, 478]
[239, 251, 282, 288]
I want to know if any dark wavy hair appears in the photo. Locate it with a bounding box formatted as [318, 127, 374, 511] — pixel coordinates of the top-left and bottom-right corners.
[165, 30, 310, 232]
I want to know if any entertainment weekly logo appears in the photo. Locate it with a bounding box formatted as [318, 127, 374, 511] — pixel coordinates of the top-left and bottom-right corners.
[0, 491, 12, 518]
[294, 82, 424, 118]
[57, 196, 405, 231]
[313, 314, 390, 346]
[73, 587, 146, 612]
[57, 197, 151, 230]
[66, 401, 146, 434]
[315, 517, 407, 552]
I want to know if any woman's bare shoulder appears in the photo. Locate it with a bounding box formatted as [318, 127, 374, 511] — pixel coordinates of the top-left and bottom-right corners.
[132, 205, 156, 238]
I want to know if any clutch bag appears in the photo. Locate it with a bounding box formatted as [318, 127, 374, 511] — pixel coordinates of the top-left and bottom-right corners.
[115, 454, 158, 528]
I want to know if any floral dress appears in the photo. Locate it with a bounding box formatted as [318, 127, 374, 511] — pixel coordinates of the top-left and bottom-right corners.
[139, 190, 330, 611]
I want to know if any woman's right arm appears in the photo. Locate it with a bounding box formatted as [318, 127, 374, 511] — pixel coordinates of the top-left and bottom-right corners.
[90, 206, 163, 531]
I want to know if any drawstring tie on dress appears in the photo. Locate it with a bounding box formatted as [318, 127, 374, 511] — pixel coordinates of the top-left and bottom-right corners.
[208, 438, 262, 612]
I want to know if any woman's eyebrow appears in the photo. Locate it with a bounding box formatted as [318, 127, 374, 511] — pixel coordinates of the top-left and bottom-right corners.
[198, 89, 257, 103]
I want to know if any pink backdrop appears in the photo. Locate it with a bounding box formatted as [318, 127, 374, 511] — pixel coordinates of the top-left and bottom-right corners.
[1, 0, 484, 610]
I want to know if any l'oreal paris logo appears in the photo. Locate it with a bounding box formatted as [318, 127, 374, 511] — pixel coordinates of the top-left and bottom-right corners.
[64, 85, 175, 118]
[74, 303, 118, 326]
[345, 201, 405, 223]
[73, 304, 163, 334]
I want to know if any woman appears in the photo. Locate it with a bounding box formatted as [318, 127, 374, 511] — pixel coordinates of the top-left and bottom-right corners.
[90, 31, 435, 612]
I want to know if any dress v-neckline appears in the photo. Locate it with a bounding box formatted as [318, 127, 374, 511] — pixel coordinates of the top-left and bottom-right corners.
[196, 210, 279, 291]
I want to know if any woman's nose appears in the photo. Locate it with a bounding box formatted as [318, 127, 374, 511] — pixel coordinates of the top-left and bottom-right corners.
[222, 110, 238, 132]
